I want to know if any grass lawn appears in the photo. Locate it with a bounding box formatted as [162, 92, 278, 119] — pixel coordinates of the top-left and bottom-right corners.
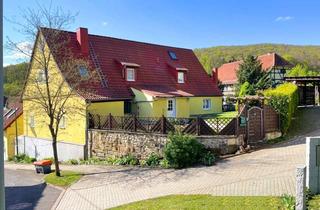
[44, 170, 82, 187]
[111, 195, 284, 210]
[214, 111, 238, 118]
[308, 194, 320, 210]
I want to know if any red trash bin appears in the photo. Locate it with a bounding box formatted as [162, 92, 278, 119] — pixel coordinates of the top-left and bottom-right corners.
[33, 160, 53, 174]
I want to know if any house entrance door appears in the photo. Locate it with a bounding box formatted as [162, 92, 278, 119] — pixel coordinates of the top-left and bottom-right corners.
[167, 98, 176, 118]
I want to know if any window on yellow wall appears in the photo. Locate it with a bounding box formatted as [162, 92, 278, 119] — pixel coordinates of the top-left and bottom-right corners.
[203, 99, 211, 110]
[37, 70, 46, 83]
[59, 116, 67, 129]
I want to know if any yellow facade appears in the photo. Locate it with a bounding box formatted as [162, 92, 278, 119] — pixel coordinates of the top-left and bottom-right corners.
[189, 97, 222, 116]
[88, 101, 124, 116]
[132, 88, 222, 118]
[4, 114, 23, 159]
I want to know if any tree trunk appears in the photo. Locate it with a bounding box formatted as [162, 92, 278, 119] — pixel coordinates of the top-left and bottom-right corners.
[52, 136, 61, 176]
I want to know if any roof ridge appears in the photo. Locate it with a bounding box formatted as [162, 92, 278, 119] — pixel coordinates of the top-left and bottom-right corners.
[40, 27, 193, 51]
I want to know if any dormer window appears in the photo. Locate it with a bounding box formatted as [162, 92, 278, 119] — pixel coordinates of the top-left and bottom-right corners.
[177, 72, 184, 83]
[126, 68, 135, 81]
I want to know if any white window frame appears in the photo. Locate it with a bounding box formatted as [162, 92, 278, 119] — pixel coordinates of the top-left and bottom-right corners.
[126, 68, 135, 81]
[203, 99, 211, 110]
[29, 114, 35, 128]
[59, 116, 67, 129]
[177, 72, 184, 83]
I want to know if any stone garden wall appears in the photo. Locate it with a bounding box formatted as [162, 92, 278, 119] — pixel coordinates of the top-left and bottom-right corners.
[89, 129, 244, 160]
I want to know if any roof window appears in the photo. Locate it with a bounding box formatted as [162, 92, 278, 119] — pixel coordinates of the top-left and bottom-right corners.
[79, 66, 89, 78]
[168, 51, 177, 60]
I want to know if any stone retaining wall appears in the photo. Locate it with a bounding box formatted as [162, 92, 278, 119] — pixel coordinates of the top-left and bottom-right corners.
[89, 129, 244, 159]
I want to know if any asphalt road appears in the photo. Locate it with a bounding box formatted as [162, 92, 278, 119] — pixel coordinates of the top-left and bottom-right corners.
[5, 169, 62, 210]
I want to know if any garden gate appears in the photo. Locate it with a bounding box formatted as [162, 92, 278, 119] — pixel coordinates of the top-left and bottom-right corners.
[247, 106, 264, 143]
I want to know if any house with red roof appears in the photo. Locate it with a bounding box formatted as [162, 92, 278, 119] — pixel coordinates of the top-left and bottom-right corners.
[21, 27, 222, 160]
[214, 53, 292, 96]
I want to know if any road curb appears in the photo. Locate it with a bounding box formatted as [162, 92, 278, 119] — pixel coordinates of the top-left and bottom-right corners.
[50, 187, 66, 210]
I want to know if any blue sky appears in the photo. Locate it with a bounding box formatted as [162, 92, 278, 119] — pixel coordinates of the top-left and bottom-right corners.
[4, 0, 320, 66]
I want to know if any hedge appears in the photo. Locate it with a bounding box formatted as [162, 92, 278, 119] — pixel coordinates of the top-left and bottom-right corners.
[264, 83, 299, 134]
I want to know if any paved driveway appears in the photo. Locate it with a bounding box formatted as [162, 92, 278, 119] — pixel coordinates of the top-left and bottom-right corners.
[55, 135, 307, 210]
[5, 169, 61, 210]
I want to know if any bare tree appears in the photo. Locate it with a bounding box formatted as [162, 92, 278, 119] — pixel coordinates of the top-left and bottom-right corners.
[6, 3, 95, 176]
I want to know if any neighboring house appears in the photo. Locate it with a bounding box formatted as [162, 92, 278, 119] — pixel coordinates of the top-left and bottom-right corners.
[3, 102, 23, 160]
[214, 53, 292, 97]
[21, 27, 222, 160]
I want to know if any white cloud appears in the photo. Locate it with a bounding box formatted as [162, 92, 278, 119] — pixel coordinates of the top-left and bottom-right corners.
[101, 21, 108, 27]
[275, 16, 294, 22]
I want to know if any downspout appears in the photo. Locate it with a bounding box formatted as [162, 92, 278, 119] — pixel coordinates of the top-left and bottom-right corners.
[84, 100, 91, 160]
[15, 109, 18, 155]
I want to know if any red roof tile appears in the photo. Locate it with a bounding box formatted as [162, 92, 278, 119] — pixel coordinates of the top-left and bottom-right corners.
[41, 28, 222, 100]
[217, 53, 292, 85]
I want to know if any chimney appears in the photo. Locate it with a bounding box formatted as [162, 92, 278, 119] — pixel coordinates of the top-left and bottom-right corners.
[76, 27, 89, 56]
[212, 67, 218, 84]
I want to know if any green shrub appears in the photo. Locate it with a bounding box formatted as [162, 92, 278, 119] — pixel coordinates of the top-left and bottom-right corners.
[164, 133, 205, 169]
[67, 159, 79, 165]
[11, 154, 36, 163]
[145, 153, 161, 167]
[115, 154, 139, 166]
[239, 81, 255, 96]
[264, 83, 299, 134]
[159, 159, 170, 168]
[280, 194, 295, 210]
[201, 151, 216, 166]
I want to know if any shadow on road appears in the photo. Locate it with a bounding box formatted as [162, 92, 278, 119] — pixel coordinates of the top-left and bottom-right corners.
[5, 183, 46, 210]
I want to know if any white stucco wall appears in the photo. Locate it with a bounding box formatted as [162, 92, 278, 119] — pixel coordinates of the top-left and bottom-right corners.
[17, 136, 85, 161]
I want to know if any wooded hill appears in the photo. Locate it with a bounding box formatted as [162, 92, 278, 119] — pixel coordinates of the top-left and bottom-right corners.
[194, 44, 320, 74]
[4, 62, 29, 97]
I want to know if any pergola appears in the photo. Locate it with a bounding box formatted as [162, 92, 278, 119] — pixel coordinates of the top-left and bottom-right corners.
[285, 76, 320, 106]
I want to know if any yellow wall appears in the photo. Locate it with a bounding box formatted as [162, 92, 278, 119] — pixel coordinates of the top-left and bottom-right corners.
[4, 114, 23, 159]
[88, 101, 124, 116]
[132, 88, 222, 118]
[189, 97, 222, 116]
[23, 33, 87, 145]
[23, 97, 87, 145]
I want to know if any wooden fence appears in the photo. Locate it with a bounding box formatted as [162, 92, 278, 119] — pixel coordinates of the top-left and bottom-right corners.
[88, 114, 237, 136]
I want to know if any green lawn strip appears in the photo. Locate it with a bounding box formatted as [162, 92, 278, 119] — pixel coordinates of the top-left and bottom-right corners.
[215, 111, 238, 118]
[44, 170, 82, 187]
[308, 194, 320, 210]
[110, 195, 283, 210]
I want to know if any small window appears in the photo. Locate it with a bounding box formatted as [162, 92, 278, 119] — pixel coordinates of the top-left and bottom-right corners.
[167, 100, 173, 111]
[37, 70, 46, 83]
[59, 116, 67, 129]
[177, 72, 184, 83]
[203, 99, 211, 110]
[124, 101, 132, 114]
[79, 66, 89, 78]
[29, 115, 35, 128]
[126, 68, 135, 81]
[168, 51, 177, 60]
